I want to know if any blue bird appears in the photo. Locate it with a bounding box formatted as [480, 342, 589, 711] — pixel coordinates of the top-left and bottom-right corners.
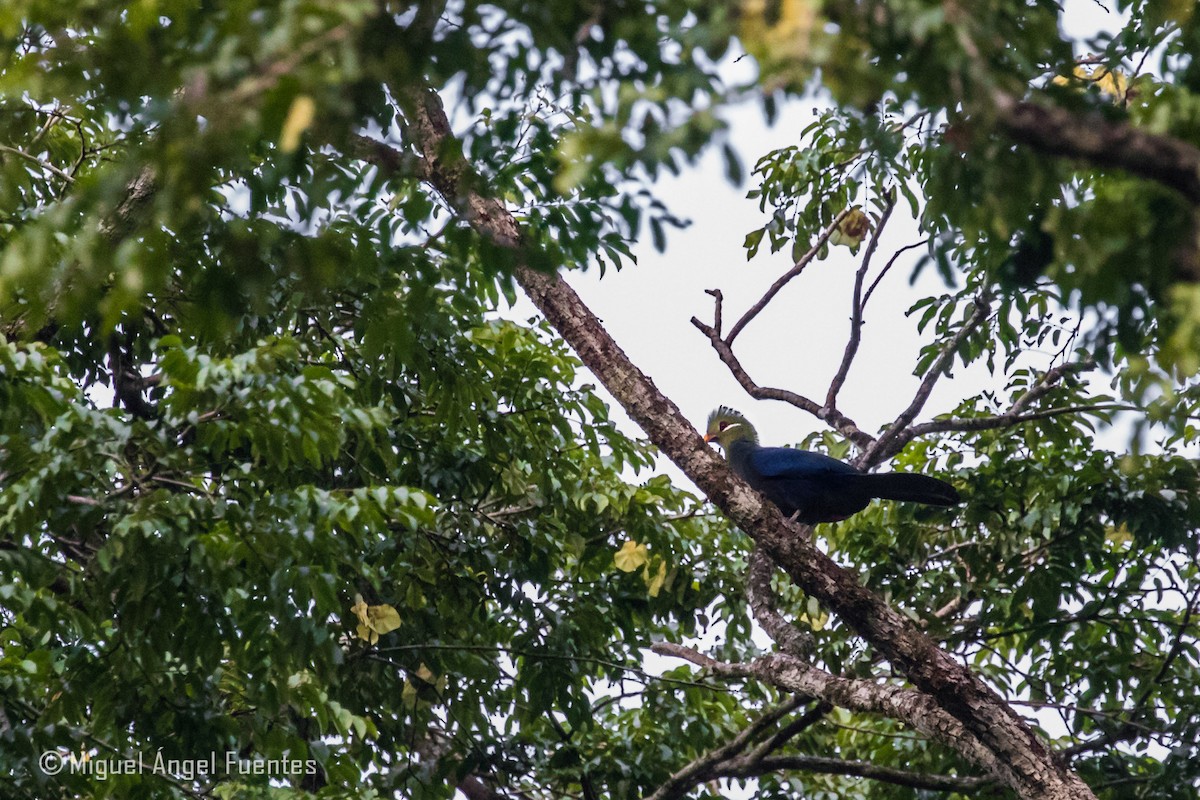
[704, 407, 960, 524]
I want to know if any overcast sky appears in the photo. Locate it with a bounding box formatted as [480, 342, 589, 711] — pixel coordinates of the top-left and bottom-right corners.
[531, 0, 1137, 484]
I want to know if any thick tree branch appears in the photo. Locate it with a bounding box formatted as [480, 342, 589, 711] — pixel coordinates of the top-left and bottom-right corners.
[994, 93, 1200, 208]
[993, 93, 1200, 282]
[650, 643, 1001, 776]
[384, 82, 1099, 800]
[747, 547, 814, 657]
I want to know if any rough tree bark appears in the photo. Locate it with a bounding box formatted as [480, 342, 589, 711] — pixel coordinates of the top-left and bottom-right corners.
[394, 83, 1099, 800]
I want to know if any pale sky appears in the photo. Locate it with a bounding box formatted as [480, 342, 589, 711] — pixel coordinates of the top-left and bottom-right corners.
[545, 0, 1148, 478]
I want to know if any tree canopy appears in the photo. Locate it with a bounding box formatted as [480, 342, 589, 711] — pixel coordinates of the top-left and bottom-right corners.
[2, 1, 1200, 799]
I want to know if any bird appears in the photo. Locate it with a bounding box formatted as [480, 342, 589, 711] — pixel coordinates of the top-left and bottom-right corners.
[703, 406, 961, 524]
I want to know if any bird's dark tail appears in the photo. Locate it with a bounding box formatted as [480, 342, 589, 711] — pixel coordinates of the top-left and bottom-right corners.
[859, 473, 960, 507]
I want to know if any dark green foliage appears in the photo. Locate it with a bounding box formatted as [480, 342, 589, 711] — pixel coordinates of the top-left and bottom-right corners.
[3, 1, 1200, 799]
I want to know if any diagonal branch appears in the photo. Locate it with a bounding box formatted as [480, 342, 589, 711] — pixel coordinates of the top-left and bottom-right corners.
[650, 642, 1000, 775]
[861, 238, 929, 312]
[690, 315, 876, 450]
[860, 293, 992, 467]
[641, 695, 809, 800]
[724, 208, 853, 345]
[881, 360, 1106, 453]
[743, 701, 832, 763]
[747, 547, 814, 657]
[993, 92, 1200, 208]
[391, 81, 1098, 800]
[906, 403, 1132, 438]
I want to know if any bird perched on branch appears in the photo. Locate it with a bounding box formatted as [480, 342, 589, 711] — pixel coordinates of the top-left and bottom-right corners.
[704, 407, 961, 524]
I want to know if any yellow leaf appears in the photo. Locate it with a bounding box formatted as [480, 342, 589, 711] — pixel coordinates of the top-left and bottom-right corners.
[280, 94, 316, 153]
[830, 206, 871, 252]
[1052, 64, 1128, 104]
[740, 0, 817, 65]
[401, 679, 418, 709]
[614, 540, 648, 572]
[1091, 67, 1128, 100]
[351, 593, 401, 643]
[1105, 523, 1132, 546]
[644, 559, 668, 597]
[799, 596, 829, 630]
[368, 604, 401, 635]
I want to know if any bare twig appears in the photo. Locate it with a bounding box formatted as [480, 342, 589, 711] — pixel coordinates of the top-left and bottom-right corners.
[691, 316, 876, 450]
[826, 195, 897, 410]
[862, 238, 929, 311]
[725, 208, 853, 345]
[704, 288, 723, 337]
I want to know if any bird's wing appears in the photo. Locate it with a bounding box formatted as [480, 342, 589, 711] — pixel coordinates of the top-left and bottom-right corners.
[748, 447, 860, 479]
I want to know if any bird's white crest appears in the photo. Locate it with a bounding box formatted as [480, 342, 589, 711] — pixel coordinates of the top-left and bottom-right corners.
[707, 406, 757, 443]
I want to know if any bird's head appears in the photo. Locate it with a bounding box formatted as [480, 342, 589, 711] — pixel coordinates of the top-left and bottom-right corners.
[704, 406, 757, 452]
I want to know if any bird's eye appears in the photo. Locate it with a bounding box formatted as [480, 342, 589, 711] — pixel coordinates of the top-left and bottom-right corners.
[718, 421, 730, 431]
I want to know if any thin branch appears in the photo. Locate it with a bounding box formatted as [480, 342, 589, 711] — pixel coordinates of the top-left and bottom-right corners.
[907, 403, 1132, 437]
[724, 208, 853, 345]
[882, 360, 1108, 451]
[826, 195, 897, 410]
[743, 701, 832, 763]
[225, 22, 355, 106]
[861, 238, 929, 311]
[642, 696, 808, 800]
[860, 294, 992, 467]
[690, 315, 876, 450]
[0, 142, 76, 184]
[719, 753, 994, 794]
